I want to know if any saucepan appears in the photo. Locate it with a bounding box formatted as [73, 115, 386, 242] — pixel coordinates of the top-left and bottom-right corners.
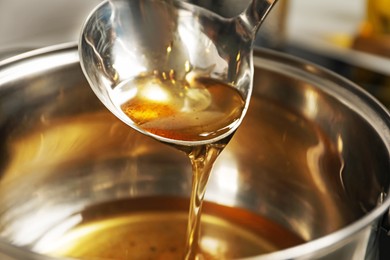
[0, 44, 389, 259]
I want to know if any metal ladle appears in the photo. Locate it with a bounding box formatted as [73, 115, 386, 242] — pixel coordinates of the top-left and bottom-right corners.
[79, 0, 278, 146]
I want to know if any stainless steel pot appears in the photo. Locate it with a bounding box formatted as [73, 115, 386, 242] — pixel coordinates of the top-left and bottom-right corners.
[0, 43, 389, 259]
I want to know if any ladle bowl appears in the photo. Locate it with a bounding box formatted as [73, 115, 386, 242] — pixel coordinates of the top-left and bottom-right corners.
[79, 0, 277, 146]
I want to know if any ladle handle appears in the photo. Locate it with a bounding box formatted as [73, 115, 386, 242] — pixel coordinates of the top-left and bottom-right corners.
[240, 0, 279, 36]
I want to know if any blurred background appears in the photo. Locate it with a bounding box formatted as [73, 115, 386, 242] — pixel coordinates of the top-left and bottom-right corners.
[0, 0, 367, 55]
[2, 0, 389, 109]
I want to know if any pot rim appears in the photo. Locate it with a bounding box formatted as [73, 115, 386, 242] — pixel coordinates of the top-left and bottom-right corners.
[0, 42, 390, 260]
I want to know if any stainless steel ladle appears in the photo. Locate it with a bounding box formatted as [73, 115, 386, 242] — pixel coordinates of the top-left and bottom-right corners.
[79, 0, 278, 146]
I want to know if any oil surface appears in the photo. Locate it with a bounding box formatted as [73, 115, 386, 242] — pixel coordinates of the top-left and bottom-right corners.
[42, 197, 305, 260]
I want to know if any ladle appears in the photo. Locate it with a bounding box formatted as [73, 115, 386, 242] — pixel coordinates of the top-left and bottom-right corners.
[79, 0, 279, 146]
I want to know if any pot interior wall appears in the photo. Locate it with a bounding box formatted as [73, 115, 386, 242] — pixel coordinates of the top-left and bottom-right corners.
[0, 47, 388, 257]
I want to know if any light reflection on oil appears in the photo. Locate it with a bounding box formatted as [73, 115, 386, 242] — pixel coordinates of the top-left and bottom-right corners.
[304, 88, 319, 118]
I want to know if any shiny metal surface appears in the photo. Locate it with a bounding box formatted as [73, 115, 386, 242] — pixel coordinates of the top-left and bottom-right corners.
[79, 0, 277, 146]
[0, 44, 389, 259]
